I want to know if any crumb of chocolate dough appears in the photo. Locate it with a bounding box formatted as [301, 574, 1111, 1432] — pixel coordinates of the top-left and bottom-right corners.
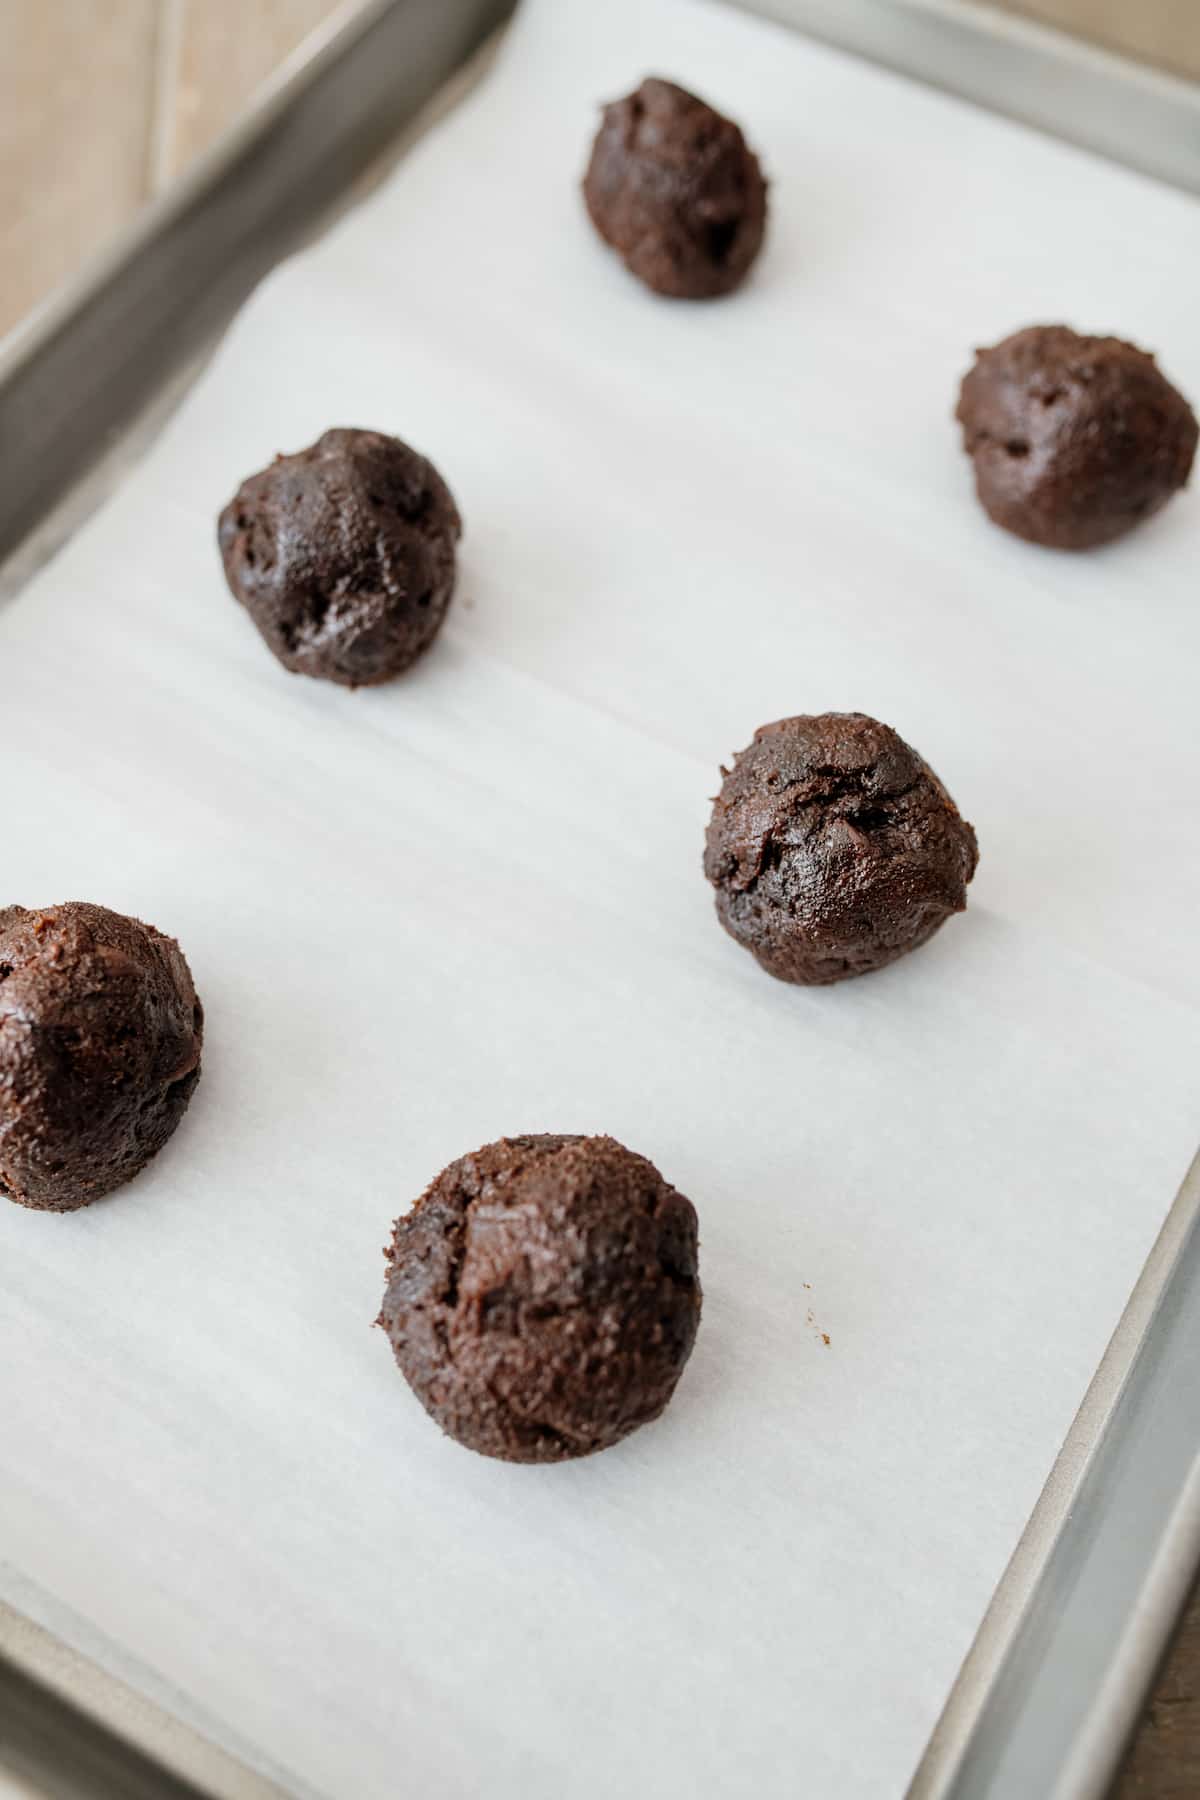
[956, 324, 1197, 549]
[377, 1133, 702, 1462]
[583, 77, 767, 299]
[704, 712, 978, 985]
[0, 902, 202, 1212]
[218, 427, 461, 687]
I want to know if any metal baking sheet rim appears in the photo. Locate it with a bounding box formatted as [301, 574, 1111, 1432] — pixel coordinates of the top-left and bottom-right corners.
[1, 2, 1199, 1797]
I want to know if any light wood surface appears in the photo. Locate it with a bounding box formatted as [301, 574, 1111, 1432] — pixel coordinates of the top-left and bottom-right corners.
[1114, 1595, 1200, 1799]
[0, 1, 1198, 1796]
[0, 0, 344, 339]
[156, 0, 342, 179]
[993, 0, 1200, 79]
[0, 0, 160, 335]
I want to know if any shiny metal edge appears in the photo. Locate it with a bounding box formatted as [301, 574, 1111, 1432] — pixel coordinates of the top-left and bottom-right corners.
[1, 2, 1198, 1798]
[0, 1598, 289, 1800]
[909, 1149, 1200, 1799]
[726, 0, 1200, 196]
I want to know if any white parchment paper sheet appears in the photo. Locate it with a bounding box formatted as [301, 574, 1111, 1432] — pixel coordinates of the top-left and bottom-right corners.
[2, 1, 1199, 1794]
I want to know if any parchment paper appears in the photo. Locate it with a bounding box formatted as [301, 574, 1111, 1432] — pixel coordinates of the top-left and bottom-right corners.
[2, 1, 1199, 1795]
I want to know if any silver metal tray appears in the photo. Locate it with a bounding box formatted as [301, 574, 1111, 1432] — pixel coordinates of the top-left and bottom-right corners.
[2, 3, 1199, 1796]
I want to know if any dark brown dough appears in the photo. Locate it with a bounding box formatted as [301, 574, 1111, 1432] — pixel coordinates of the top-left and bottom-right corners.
[378, 1134, 701, 1462]
[218, 427, 461, 687]
[704, 713, 978, 985]
[0, 903, 203, 1212]
[956, 325, 1197, 549]
[583, 77, 767, 299]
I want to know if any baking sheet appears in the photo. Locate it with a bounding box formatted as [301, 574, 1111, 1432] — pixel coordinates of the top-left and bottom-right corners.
[2, 0, 1199, 1795]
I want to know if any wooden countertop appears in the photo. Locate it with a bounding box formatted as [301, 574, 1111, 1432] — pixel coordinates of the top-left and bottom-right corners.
[1, 3, 1197, 1796]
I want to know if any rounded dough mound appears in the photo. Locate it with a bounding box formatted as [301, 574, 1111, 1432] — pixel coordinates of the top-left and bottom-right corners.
[704, 712, 978, 985]
[219, 427, 461, 687]
[0, 902, 203, 1212]
[583, 77, 767, 299]
[378, 1133, 702, 1462]
[956, 325, 1197, 549]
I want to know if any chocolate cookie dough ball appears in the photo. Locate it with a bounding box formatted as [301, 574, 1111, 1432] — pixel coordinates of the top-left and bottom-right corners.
[704, 713, 978, 985]
[218, 427, 461, 687]
[0, 903, 203, 1212]
[956, 325, 1197, 549]
[583, 77, 767, 299]
[378, 1134, 701, 1463]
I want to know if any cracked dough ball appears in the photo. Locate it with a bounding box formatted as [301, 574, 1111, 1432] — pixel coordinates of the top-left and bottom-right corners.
[704, 713, 978, 986]
[583, 77, 767, 299]
[956, 325, 1197, 549]
[0, 903, 203, 1212]
[378, 1134, 702, 1462]
[218, 427, 461, 687]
